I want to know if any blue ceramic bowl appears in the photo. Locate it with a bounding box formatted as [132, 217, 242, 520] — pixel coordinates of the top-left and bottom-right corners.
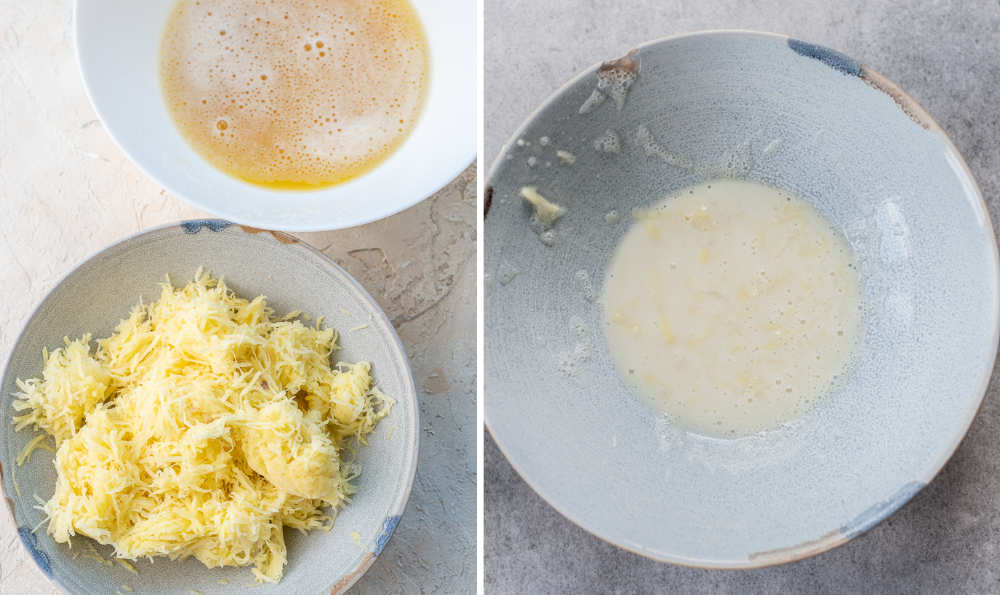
[1, 221, 418, 593]
[485, 31, 999, 566]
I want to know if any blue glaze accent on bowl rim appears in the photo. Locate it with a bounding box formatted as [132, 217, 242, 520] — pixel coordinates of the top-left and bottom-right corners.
[749, 480, 926, 565]
[842, 481, 926, 538]
[18, 526, 52, 577]
[787, 38, 862, 76]
[180, 219, 232, 234]
[375, 515, 401, 556]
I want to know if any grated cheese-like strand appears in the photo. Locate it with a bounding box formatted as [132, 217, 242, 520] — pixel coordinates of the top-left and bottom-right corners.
[11, 271, 391, 583]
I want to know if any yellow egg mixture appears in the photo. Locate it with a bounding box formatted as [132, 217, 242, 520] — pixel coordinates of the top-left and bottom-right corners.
[602, 180, 860, 436]
[160, 0, 429, 189]
[12, 272, 391, 582]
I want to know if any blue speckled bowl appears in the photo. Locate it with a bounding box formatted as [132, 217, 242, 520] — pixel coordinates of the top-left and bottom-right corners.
[485, 31, 1000, 566]
[0, 221, 418, 593]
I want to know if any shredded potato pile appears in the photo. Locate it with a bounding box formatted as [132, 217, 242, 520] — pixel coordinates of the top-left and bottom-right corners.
[12, 271, 392, 582]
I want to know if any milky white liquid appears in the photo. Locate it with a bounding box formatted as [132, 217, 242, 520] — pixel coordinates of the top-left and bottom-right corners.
[601, 180, 860, 436]
[160, 0, 429, 189]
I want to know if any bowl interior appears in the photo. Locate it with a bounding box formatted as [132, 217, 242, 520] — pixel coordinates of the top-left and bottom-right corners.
[1, 222, 417, 593]
[485, 31, 999, 566]
[74, 0, 475, 231]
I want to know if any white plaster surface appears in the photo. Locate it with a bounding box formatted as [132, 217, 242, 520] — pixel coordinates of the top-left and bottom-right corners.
[0, 1, 475, 593]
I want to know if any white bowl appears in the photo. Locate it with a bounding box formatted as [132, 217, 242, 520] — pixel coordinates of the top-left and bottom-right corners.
[74, 0, 475, 231]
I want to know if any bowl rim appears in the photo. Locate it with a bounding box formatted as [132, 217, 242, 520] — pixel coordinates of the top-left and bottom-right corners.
[72, 0, 476, 232]
[485, 28, 1000, 569]
[0, 220, 420, 593]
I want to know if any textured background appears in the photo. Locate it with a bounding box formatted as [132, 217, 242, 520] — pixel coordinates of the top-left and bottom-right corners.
[485, 0, 1000, 592]
[0, 1, 475, 593]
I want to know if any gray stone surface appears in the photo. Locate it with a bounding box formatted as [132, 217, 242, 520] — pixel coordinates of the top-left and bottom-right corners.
[0, 1, 475, 592]
[485, 0, 1000, 592]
